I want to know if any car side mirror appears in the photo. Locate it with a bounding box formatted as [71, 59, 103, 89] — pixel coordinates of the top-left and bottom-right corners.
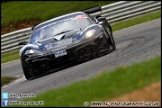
[31, 26, 35, 31]
[96, 16, 106, 22]
[18, 41, 27, 45]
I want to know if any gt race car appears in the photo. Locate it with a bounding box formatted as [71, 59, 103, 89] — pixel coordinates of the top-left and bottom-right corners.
[18, 5, 116, 80]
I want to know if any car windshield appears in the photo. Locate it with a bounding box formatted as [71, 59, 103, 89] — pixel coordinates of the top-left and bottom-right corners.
[29, 14, 93, 44]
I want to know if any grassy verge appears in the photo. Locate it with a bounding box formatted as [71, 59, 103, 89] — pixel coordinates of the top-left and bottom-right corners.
[11, 56, 160, 107]
[1, 10, 161, 63]
[1, 50, 19, 63]
[1, 1, 115, 26]
[1, 76, 16, 87]
[112, 10, 161, 31]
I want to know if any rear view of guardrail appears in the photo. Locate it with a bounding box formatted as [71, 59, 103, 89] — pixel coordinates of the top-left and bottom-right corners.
[1, 1, 161, 54]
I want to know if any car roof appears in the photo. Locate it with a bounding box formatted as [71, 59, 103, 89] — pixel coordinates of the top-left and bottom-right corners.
[35, 12, 88, 29]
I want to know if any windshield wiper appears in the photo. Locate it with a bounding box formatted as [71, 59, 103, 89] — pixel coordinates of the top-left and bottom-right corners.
[53, 28, 84, 37]
[53, 30, 72, 36]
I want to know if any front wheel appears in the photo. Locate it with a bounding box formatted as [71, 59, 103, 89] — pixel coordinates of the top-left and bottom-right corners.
[107, 35, 116, 51]
[106, 23, 116, 51]
[21, 58, 33, 80]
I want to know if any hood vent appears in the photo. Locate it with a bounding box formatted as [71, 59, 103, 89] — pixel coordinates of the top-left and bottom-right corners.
[54, 34, 65, 41]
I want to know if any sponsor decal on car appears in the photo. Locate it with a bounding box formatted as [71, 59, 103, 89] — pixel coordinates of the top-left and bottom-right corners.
[53, 49, 67, 58]
[45, 38, 72, 49]
[74, 15, 88, 19]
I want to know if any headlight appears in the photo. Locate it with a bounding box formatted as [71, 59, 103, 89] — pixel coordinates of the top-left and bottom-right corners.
[25, 49, 34, 55]
[25, 49, 41, 56]
[85, 29, 96, 38]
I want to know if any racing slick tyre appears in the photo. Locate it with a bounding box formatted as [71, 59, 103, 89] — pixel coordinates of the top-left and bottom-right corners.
[106, 23, 116, 51]
[21, 58, 32, 80]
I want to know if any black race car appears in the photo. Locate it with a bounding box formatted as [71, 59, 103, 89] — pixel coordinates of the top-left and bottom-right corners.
[18, 5, 116, 80]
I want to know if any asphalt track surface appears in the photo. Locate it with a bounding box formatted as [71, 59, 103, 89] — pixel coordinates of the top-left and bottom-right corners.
[1, 18, 161, 97]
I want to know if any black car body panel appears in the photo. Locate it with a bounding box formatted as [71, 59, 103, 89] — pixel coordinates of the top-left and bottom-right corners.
[19, 6, 116, 80]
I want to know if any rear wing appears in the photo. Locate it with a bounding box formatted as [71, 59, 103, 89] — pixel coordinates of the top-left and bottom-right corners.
[82, 5, 101, 14]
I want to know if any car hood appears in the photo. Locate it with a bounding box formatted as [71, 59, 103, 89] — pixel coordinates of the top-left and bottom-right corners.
[38, 29, 82, 53]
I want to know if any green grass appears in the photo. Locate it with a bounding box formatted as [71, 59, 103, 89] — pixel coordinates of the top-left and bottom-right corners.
[1, 76, 16, 87]
[11, 56, 161, 107]
[112, 10, 161, 31]
[1, 50, 19, 63]
[1, 10, 161, 63]
[1, 1, 115, 26]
